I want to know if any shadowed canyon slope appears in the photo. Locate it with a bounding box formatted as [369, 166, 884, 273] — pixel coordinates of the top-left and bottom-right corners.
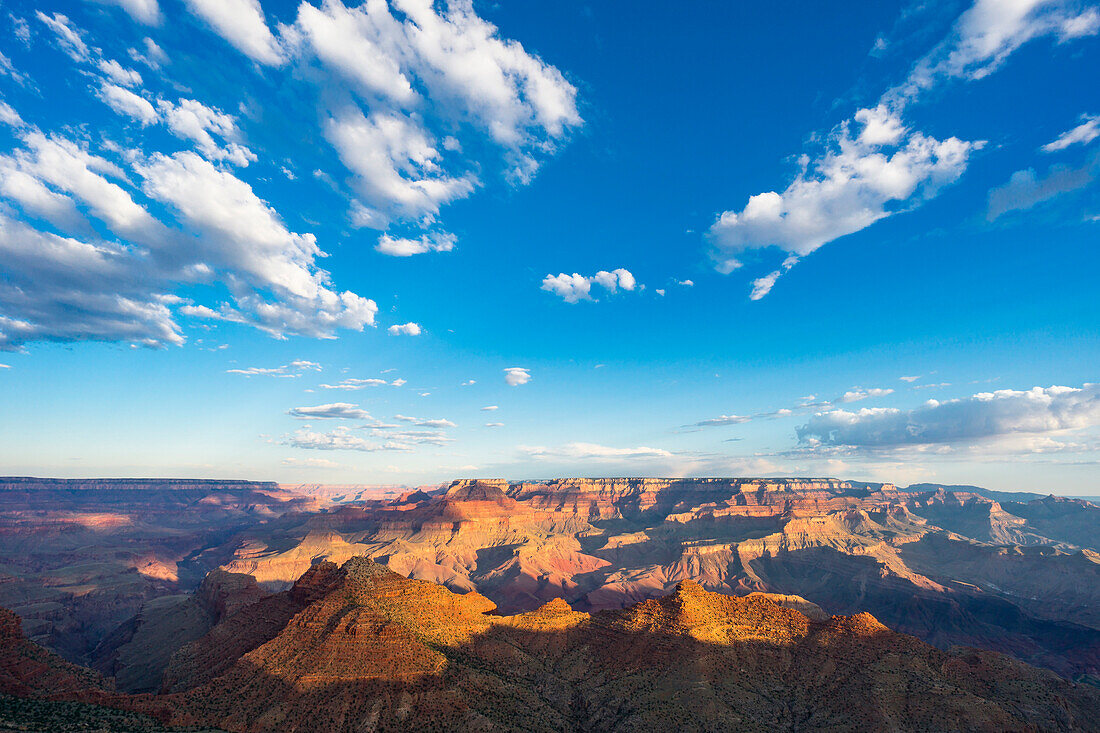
[3, 558, 1099, 732]
[3, 476, 1099, 686]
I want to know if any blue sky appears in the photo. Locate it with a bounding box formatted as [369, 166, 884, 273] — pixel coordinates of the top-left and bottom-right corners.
[1, 0, 1098, 492]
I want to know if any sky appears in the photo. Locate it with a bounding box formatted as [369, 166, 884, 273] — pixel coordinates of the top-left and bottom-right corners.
[0, 0, 1098, 493]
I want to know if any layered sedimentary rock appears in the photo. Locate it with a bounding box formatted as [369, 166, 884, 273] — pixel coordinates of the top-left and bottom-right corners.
[6, 476, 1099, 686]
[201, 478, 1100, 680]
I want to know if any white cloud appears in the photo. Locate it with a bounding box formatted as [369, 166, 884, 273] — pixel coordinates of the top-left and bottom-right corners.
[481, 405, 498, 411]
[678, 279, 694, 287]
[36, 12, 89, 62]
[592, 268, 637, 292]
[393, 414, 455, 428]
[283, 0, 415, 105]
[136, 151, 377, 338]
[99, 83, 158, 126]
[375, 231, 456, 256]
[797, 383, 1100, 448]
[287, 403, 372, 420]
[485, 422, 504, 427]
[0, 363, 10, 369]
[0, 213, 182, 349]
[689, 414, 751, 427]
[279, 0, 579, 241]
[520, 442, 674, 460]
[839, 387, 895, 403]
[92, 0, 162, 26]
[157, 98, 256, 166]
[749, 270, 782, 301]
[899, 0, 1100, 94]
[0, 132, 157, 239]
[183, 0, 284, 66]
[503, 367, 530, 386]
[227, 361, 319, 377]
[97, 59, 143, 87]
[390, 378, 406, 387]
[540, 272, 590, 303]
[320, 377, 388, 389]
[387, 321, 421, 335]
[709, 106, 977, 294]
[0, 102, 22, 128]
[283, 425, 408, 452]
[1042, 114, 1100, 152]
[541, 268, 639, 303]
[326, 107, 475, 228]
[900, 375, 921, 382]
[282, 456, 340, 468]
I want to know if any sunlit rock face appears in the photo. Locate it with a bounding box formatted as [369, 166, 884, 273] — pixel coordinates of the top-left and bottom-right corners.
[8, 558, 1099, 733]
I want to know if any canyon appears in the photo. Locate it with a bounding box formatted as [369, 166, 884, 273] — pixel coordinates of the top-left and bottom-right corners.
[1, 475, 1098, 728]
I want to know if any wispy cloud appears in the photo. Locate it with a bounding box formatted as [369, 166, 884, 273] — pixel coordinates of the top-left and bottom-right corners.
[287, 403, 372, 420]
[226, 360, 320, 377]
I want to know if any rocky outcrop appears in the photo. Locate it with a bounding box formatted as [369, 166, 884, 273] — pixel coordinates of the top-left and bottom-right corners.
[156, 559, 1100, 732]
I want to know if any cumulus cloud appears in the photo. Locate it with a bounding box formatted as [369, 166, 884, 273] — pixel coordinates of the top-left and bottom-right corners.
[1042, 114, 1100, 152]
[986, 152, 1098, 220]
[541, 268, 639, 303]
[387, 321, 421, 335]
[157, 98, 256, 166]
[375, 231, 456, 256]
[797, 383, 1100, 449]
[709, 106, 976, 295]
[135, 151, 377, 338]
[900, 375, 921, 382]
[503, 367, 530, 386]
[183, 0, 284, 65]
[287, 402, 372, 419]
[279, 0, 579, 237]
[5, 2, 580, 349]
